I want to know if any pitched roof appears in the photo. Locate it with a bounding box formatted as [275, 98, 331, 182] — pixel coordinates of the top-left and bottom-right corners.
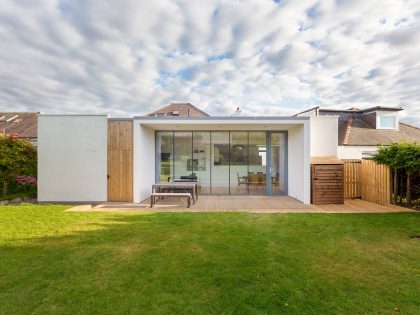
[338, 119, 420, 146]
[0, 112, 38, 138]
[147, 103, 209, 117]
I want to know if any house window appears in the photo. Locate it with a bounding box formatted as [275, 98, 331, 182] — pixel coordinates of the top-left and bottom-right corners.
[379, 116, 395, 129]
[362, 151, 375, 160]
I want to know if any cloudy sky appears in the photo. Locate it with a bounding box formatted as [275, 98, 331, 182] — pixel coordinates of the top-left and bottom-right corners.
[0, 0, 419, 124]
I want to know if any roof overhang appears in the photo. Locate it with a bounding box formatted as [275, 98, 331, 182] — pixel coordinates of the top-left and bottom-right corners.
[134, 116, 309, 131]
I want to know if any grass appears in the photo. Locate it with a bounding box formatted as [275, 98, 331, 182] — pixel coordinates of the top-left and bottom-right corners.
[0, 205, 419, 314]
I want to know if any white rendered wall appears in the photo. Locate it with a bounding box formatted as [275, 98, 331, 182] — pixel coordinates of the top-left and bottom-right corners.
[133, 123, 155, 203]
[38, 115, 107, 202]
[310, 116, 338, 157]
[288, 122, 311, 204]
[337, 146, 378, 160]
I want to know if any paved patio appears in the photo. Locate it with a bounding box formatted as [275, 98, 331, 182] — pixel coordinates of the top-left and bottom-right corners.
[67, 196, 413, 213]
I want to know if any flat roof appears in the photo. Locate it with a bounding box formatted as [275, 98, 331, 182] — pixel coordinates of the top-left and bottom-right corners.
[38, 114, 108, 116]
[134, 116, 309, 121]
[319, 106, 403, 113]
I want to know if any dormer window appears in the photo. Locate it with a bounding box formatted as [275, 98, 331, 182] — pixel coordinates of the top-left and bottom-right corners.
[379, 116, 396, 129]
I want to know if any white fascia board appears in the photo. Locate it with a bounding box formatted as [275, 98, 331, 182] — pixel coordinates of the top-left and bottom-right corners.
[134, 117, 309, 130]
[38, 113, 109, 117]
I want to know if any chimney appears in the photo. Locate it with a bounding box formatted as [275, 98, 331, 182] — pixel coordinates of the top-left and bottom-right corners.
[231, 107, 242, 116]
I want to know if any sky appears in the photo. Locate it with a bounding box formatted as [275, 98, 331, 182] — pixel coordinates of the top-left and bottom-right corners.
[0, 0, 419, 125]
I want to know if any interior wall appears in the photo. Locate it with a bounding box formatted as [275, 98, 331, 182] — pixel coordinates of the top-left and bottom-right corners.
[38, 115, 108, 202]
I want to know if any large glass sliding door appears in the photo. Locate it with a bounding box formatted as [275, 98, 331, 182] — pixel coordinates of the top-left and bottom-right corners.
[155, 131, 287, 195]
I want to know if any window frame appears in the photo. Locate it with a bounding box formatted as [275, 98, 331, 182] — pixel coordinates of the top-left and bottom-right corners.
[378, 116, 396, 129]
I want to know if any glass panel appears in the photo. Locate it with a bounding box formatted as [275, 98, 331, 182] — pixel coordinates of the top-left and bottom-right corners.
[270, 133, 286, 194]
[248, 132, 267, 195]
[193, 132, 211, 194]
[211, 131, 230, 194]
[156, 131, 173, 182]
[380, 116, 395, 128]
[174, 132, 193, 180]
[230, 132, 248, 194]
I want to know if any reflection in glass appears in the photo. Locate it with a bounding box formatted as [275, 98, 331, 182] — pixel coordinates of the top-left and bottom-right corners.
[174, 132, 192, 180]
[156, 132, 173, 181]
[211, 132, 230, 194]
[270, 133, 286, 194]
[248, 132, 267, 195]
[230, 132, 248, 194]
[193, 132, 211, 194]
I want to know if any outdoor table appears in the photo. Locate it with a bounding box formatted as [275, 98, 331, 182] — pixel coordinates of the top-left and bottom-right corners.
[152, 181, 198, 204]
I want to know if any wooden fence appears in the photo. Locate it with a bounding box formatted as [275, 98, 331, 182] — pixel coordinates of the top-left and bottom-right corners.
[343, 160, 361, 199]
[343, 160, 391, 205]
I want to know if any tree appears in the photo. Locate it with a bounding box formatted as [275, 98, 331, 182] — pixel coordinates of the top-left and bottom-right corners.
[395, 142, 420, 206]
[373, 142, 420, 206]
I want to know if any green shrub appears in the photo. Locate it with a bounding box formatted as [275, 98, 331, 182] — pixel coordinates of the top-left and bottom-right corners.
[0, 136, 37, 197]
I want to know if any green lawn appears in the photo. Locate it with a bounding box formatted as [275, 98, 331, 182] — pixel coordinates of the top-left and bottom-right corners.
[0, 205, 419, 314]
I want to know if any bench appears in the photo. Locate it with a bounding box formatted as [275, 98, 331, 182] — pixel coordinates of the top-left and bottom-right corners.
[150, 192, 192, 208]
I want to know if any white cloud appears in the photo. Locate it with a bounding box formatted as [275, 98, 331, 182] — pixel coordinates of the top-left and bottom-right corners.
[0, 0, 419, 126]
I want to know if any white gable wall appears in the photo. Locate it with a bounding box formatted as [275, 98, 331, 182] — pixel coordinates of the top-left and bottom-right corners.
[309, 116, 338, 157]
[38, 115, 108, 202]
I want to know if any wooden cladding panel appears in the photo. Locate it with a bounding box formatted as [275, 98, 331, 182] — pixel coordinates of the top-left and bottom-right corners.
[311, 164, 344, 204]
[107, 120, 133, 202]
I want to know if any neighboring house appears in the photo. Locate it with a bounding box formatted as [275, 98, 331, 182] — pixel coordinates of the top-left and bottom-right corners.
[0, 112, 38, 146]
[296, 106, 420, 159]
[147, 103, 210, 117]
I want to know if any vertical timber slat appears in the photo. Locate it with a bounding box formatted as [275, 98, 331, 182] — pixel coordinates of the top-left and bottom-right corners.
[107, 120, 133, 202]
[359, 160, 391, 205]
